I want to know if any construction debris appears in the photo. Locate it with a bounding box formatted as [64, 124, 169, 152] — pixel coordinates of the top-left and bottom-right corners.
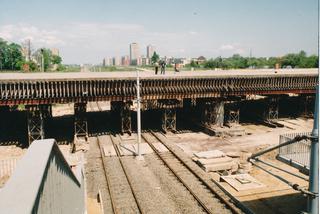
[221, 173, 265, 191]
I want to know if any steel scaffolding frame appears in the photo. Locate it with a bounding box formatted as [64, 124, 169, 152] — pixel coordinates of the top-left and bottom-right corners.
[162, 108, 176, 132]
[74, 103, 88, 140]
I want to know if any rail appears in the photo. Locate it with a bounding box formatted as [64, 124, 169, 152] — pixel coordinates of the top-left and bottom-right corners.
[0, 139, 85, 214]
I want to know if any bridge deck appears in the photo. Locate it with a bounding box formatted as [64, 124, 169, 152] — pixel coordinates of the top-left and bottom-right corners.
[0, 68, 317, 81]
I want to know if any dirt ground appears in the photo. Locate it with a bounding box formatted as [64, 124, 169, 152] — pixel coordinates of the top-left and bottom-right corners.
[170, 117, 313, 214]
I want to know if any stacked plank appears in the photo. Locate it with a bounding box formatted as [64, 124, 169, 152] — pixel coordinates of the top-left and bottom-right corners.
[193, 150, 238, 172]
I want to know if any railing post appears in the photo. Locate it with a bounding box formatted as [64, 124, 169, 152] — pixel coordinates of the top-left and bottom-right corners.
[308, 85, 319, 214]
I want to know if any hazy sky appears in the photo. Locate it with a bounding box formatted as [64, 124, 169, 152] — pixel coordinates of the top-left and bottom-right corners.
[0, 0, 318, 64]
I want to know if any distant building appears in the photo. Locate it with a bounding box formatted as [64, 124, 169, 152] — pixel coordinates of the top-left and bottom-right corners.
[130, 43, 140, 65]
[113, 57, 121, 66]
[103, 57, 112, 66]
[146, 45, 155, 58]
[51, 48, 59, 56]
[21, 39, 31, 61]
[121, 56, 130, 66]
[141, 57, 150, 66]
[197, 56, 206, 64]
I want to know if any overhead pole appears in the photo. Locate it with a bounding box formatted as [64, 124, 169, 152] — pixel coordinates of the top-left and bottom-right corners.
[308, 2, 319, 212]
[136, 68, 143, 160]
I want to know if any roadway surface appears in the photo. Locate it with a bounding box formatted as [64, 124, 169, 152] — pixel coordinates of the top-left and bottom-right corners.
[0, 68, 317, 81]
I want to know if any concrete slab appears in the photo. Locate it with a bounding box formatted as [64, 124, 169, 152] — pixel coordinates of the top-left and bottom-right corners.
[221, 174, 265, 191]
[153, 143, 168, 153]
[194, 150, 225, 159]
[196, 156, 233, 165]
[202, 161, 235, 172]
[103, 145, 117, 157]
[117, 143, 153, 156]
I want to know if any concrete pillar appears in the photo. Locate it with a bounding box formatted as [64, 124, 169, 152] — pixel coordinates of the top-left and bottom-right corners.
[200, 99, 224, 128]
[74, 103, 88, 140]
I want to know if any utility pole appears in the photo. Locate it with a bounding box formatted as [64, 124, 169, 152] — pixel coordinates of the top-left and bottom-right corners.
[136, 69, 143, 160]
[308, 3, 319, 212]
[307, 85, 319, 214]
[41, 49, 44, 72]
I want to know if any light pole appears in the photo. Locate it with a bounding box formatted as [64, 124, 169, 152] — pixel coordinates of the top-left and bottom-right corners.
[136, 68, 143, 160]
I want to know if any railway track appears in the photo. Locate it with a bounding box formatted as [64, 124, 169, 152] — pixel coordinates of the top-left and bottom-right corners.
[141, 131, 245, 214]
[96, 135, 143, 214]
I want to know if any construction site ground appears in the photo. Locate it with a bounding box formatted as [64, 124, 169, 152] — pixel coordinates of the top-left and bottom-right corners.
[169, 117, 313, 214]
[0, 108, 313, 214]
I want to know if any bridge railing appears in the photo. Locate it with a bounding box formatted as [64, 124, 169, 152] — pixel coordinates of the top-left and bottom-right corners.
[277, 132, 311, 174]
[0, 139, 86, 214]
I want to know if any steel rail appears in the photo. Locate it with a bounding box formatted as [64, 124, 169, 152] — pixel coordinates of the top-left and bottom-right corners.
[149, 131, 244, 214]
[96, 136, 117, 214]
[109, 134, 145, 214]
[141, 132, 214, 214]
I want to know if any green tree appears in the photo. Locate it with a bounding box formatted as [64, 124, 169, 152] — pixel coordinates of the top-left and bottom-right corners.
[151, 52, 160, 64]
[190, 60, 200, 68]
[51, 55, 62, 64]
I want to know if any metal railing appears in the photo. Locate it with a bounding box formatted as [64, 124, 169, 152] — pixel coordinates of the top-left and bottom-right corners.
[0, 139, 85, 214]
[278, 132, 311, 173]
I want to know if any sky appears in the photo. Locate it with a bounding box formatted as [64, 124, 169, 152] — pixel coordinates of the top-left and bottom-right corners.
[0, 0, 318, 64]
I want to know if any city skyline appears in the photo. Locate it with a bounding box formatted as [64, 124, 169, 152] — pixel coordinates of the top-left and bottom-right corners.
[0, 0, 318, 64]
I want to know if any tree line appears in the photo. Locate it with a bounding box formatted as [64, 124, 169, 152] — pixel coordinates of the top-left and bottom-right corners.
[190, 51, 318, 69]
[0, 38, 63, 71]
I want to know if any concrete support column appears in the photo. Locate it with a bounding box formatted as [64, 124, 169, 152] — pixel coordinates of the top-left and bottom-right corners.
[74, 102, 88, 140]
[26, 105, 51, 144]
[301, 95, 315, 117]
[161, 108, 176, 133]
[199, 99, 224, 128]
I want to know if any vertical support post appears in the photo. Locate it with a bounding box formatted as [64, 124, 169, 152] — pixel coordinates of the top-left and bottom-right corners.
[265, 96, 279, 122]
[226, 102, 240, 126]
[136, 69, 142, 159]
[307, 86, 319, 214]
[74, 103, 88, 141]
[162, 108, 176, 133]
[120, 101, 132, 135]
[26, 105, 50, 144]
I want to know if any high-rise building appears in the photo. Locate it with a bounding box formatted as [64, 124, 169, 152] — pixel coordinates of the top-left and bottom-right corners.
[141, 57, 150, 66]
[147, 45, 155, 58]
[130, 43, 140, 65]
[113, 57, 121, 66]
[121, 56, 130, 66]
[21, 39, 31, 61]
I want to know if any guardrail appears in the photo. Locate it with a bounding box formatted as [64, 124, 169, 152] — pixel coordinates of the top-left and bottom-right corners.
[0, 139, 85, 214]
[277, 132, 311, 174]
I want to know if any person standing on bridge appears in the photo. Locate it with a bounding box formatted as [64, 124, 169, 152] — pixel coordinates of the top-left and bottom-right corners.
[160, 60, 166, 75]
[154, 61, 159, 75]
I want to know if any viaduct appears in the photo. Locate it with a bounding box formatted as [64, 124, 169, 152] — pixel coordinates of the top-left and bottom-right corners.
[0, 69, 317, 144]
